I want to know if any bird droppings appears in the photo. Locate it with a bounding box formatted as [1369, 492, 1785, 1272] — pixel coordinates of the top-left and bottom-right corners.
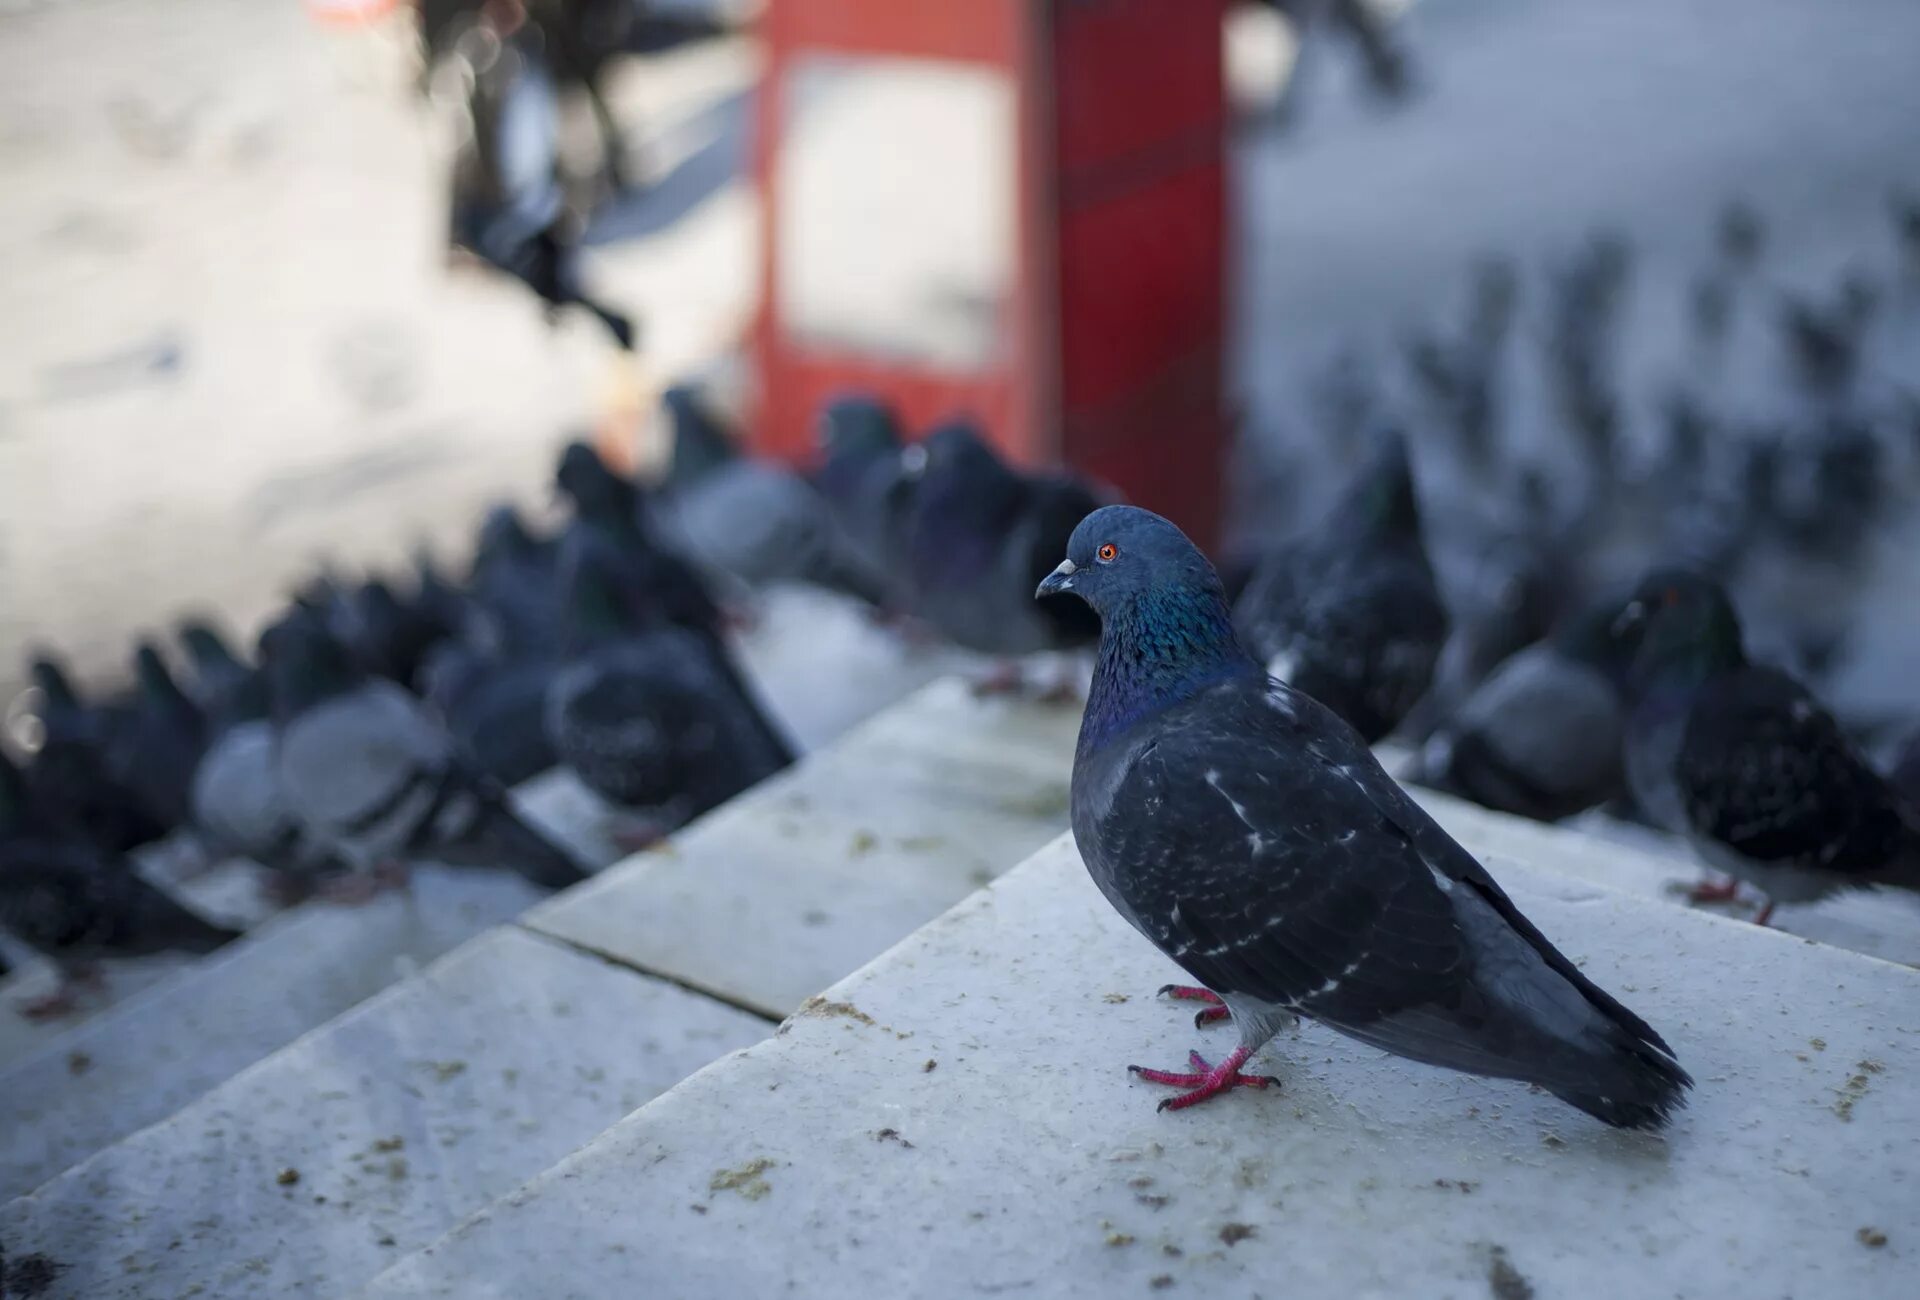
[1105, 1232, 1135, 1247]
[709, 1158, 775, 1200]
[425, 1059, 468, 1083]
[1539, 1132, 1567, 1149]
[849, 831, 879, 857]
[1162, 1244, 1183, 1258]
[276, 1167, 301, 1186]
[690, 1204, 708, 1215]
[385, 1156, 410, 1181]
[1103, 992, 1130, 1004]
[66, 1049, 93, 1076]
[1149, 1274, 1175, 1290]
[1218, 1223, 1256, 1247]
[1857, 1227, 1888, 1248]
[1487, 1246, 1535, 1300]
[377, 1233, 397, 1247]
[1832, 1060, 1885, 1121]
[1434, 1179, 1478, 1194]
[1810, 1038, 1826, 1051]
[371, 1136, 406, 1153]
[797, 996, 876, 1028]
[1137, 1194, 1171, 1210]
[5, 1252, 67, 1297]
[923, 1059, 938, 1072]
[875, 1128, 914, 1149]
[897, 834, 947, 851]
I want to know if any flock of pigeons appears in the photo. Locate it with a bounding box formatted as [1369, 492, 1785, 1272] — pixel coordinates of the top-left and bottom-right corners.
[0, 387, 1107, 1018]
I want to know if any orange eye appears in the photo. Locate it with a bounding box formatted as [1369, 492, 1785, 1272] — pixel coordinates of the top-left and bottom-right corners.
[1097, 542, 1118, 563]
[1662, 587, 1681, 608]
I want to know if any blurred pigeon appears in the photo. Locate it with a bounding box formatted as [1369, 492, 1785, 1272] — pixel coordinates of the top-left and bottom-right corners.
[900, 418, 1101, 682]
[2, 749, 238, 1018]
[1411, 597, 1628, 823]
[467, 503, 563, 655]
[1614, 571, 1920, 924]
[655, 385, 896, 608]
[555, 440, 797, 764]
[177, 620, 255, 717]
[21, 655, 168, 853]
[103, 642, 208, 837]
[811, 393, 918, 601]
[1233, 431, 1449, 742]
[421, 638, 560, 788]
[545, 539, 793, 823]
[1891, 727, 1920, 812]
[1716, 200, 1766, 270]
[1042, 505, 1691, 1128]
[336, 573, 464, 691]
[261, 610, 587, 891]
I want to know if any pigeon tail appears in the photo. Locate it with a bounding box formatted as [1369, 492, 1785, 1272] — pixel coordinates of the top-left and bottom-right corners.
[441, 791, 589, 890]
[1542, 1016, 1695, 1131]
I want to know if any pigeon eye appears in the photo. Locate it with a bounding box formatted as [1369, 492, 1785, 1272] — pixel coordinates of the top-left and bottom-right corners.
[1662, 586, 1682, 608]
[1097, 543, 1118, 563]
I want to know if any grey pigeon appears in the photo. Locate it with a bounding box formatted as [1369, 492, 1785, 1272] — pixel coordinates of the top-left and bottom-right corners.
[184, 639, 350, 897]
[261, 610, 587, 891]
[3, 749, 237, 1018]
[21, 654, 169, 853]
[1234, 431, 1449, 743]
[103, 642, 208, 836]
[1412, 597, 1628, 823]
[1614, 570, 1920, 924]
[1041, 505, 1692, 1129]
[545, 538, 793, 821]
[657, 385, 896, 609]
[900, 418, 1101, 668]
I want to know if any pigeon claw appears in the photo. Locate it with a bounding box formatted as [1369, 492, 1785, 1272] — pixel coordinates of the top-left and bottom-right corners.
[1683, 875, 1744, 906]
[1158, 984, 1231, 1027]
[1128, 1047, 1278, 1113]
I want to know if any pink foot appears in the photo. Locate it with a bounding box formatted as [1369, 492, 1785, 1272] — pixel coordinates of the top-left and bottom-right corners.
[1128, 1047, 1278, 1113]
[1751, 899, 1776, 927]
[1159, 983, 1231, 1027]
[612, 823, 666, 853]
[17, 972, 97, 1022]
[1686, 875, 1743, 906]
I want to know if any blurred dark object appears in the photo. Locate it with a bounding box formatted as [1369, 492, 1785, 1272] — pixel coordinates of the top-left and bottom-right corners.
[436, 1, 638, 348]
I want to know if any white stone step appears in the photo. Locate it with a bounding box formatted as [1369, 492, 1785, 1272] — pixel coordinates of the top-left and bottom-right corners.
[0, 926, 771, 1300]
[0, 865, 552, 1203]
[359, 834, 1920, 1300]
[519, 676, 1082, 1017]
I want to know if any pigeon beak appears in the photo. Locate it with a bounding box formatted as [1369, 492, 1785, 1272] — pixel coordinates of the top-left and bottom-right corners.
[1036, 558, 1077, 600]
[1610, 600, 1646, 639]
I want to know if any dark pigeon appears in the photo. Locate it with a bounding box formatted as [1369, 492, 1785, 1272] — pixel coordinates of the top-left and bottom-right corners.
[811, 393, 918, 606]
[467, 503, 564, 656]
[655, 385, 896, 609]
[21, 655, 169, 854]
[1892, 728, 1920, 813]
[554, 440, 797, 766]
[1042, 505, 1691, 1129]
[545, 538, 793, 821]
[899, 418, 1101, 666]
[261, 610, 588, 892]
[1233, 431, 1449, 743]
[1614, 571, 1920, 924]
[421, 638, 561, 788]
[177, 620, 255, 719]
[1412, 596, 1629, 823]
[104, 642, 208, 837]
[2, 749, 237, 1018]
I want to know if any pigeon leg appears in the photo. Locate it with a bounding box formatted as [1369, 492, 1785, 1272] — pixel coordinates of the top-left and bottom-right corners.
[1159, 983, 1232, 1027]
[16, 964, 100, 1021]
[316, 864, 411, 906]
[1682, 874, 1744, 906]
[1751, 898, 1777, 927]
[1128, 1048, 1279, 1112]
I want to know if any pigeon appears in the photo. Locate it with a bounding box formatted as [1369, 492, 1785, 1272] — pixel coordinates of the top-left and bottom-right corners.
[335, 574, 464, 691]
[103, 642, 208, 837]
[467, 503, 564, 655]
[177, 620, 255, 717]
[555, 440, 797, 765]
[20, 655, 169, 853]
[261, 609, 587, 891]
[1041, 505, 1692, 1129]
[2, 749, 238, 1018]
[899, 418, 1101, 678]
[1613, 570, 1920, 925]
[421, 637, 560, 788]
[811, 393, 918, 604]
[1233, 431, 1449, 743]
[655, 384, 896, 608]
[185, 642, 351, 897]
[1411, 597, 1629, 823]
[544, 539, 793, 823]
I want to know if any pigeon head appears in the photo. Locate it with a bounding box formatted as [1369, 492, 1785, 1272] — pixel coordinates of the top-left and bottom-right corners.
[259, 610, 364, 716]
[1040, 506, 1254, 747]
[662, 385, 736, 490]
[133, 641, 186, 704]
[555, 440, 637, 524]
[815, 393, 901, 460]
[1334, 430, 1422, 542]
[179, 621, 241, 673]
[478, 505, 539, 563]
[1612, 569, 1745, 689]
